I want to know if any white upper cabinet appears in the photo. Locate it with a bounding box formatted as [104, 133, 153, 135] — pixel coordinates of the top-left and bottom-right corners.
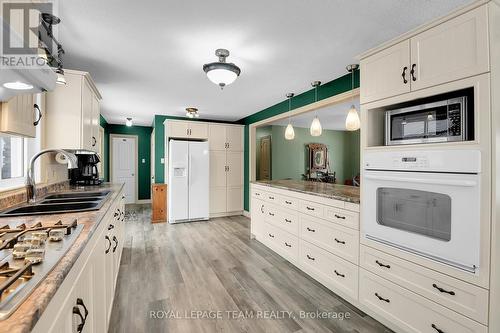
[45, 70, 101, 150]
[360, 40, 411, 104]
[0, 93, 37, 137]
[167, 121, 208, 139]
[410, 5, 489, 91]
[208, 124, 244, 151]
[360, 4, 489, 104]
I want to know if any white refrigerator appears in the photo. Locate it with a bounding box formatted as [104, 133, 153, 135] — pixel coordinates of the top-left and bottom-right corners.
[168, 140, 209, 223]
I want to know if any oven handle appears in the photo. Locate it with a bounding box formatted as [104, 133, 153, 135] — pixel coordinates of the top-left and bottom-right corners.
[364, 174, 477, 187]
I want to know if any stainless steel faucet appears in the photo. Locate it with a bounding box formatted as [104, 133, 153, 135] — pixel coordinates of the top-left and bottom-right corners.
[26, 149, 78, 203]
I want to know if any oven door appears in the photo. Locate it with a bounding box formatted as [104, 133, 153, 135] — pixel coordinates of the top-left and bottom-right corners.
[363, 170, 480, 272]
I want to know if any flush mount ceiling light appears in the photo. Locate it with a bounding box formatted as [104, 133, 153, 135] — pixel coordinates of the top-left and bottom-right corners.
[126, 118, 133, 127]
[345, 64, 360, 131]
[310, 81, 322, 137]
[185, 107, 199, 118]
[203, 49, 241, 89]
[3, 81, 34, 90]
[284, 93, 295, 140]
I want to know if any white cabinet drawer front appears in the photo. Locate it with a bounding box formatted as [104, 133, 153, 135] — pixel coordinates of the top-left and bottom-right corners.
[265, 203, 299, 236]
[300, 214, 359, 265]
[278, 195, 298, 210]
[299, 200, 324, 218]
[261, 222, 298, 263]
[300, 240, 358, 300]
[264, 192, 279, 204]
[359, 269, 487, 333]
[360, 245, 488, 324]
[251, 188, 268, 200]
[324, 206, 359, 230]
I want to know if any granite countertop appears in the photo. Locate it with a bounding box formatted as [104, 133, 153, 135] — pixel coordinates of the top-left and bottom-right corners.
[0, 183, 124, 333]
[252, 179, 360, 204]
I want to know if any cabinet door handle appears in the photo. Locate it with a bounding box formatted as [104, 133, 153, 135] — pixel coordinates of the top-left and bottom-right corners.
[432, 284, 455, 296]
[306, 206, 315, 211]
[33, 104, 42, 126]
[76, 298, 89, 320]
[114, 210, 119, 218]
[284, 218, 291, 223]
[334, 214, 346, 220]
[431, 324, 445, 333]
[285, 200, 292, 205]
[105, 236, 111, 254]
[284, 242, 291, 248]
[306, 227, 315, 232]
[92, 136, 96, 146]
[410, 64, 417, 81]
[268, 233, 274, 238]
[108, 224, 114, 230]
[112, 236, 118, 252]
[255, 192, 260, 196]
[334, 238, 345, 244]
[260, 205, 264, 213]
[268, 196, 274, 200]
[268, 212, 275, 216]
[375, 260, 391, 269]
[334, 270, 345, 278]
[73, 306, 85, 333]
[306, 254, 315, 261]
[401, 66, 408, 84]
[374, 292, 390, 303]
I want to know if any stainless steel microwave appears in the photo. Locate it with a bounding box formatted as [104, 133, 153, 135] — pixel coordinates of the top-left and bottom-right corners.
[385, 97, 468, 146]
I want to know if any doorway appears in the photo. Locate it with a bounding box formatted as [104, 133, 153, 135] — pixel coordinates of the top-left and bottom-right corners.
[258, 135, 271, 180]
[111, 135, 138, 204]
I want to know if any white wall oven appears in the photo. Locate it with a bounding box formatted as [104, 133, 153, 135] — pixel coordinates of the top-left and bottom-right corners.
[362, 150, 481, 273]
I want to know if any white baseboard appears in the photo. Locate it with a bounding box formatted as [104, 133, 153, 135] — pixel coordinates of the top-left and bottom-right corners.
[210, 211, 244, 218]
[243, 210, 251, 218]
[136, 199, 151, 204]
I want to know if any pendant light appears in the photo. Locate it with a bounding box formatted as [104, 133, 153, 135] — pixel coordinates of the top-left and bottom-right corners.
[310, 81, 322, 136]
[345, 64, 360, 131]
[203, 49, 241, 89]
[284, 93, 295, 140]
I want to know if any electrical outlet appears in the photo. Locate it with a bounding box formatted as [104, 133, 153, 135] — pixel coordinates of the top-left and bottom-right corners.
[142, 158, 145, 163]
[160, 158, 165, 164]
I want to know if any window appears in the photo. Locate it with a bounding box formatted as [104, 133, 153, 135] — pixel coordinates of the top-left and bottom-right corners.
[0, 135, 26, 186]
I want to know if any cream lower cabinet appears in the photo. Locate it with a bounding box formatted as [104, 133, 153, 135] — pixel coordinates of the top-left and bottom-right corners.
[45, 69, 101, 151]
[250, 184, 360, 305]
[32, 190, 125, 333]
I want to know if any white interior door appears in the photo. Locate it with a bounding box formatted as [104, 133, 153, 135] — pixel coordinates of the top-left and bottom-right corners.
[112, 137, 136, 204]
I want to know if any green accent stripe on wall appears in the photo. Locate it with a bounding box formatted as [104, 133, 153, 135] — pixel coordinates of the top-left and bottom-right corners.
[239, 70, 360, 211]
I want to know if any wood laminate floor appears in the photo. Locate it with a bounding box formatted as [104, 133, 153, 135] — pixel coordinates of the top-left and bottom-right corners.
[108, 204, 391, 333]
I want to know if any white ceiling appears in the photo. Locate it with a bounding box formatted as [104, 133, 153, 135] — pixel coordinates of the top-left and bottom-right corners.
[57, 0, 472, 126]
[271, 99, 360, 131]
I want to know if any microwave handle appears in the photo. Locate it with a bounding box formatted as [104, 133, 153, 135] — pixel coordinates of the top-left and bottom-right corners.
[364, 174, 477, 187]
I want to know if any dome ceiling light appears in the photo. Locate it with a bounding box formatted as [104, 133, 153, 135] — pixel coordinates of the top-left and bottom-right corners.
[185, 107, 200, 118]
[126, 118, 133, 127]
[203, 49, 241, 89]
[309, 81, 322, 137]
[284, 93, 295, 140]
[345, 64, 361, 131]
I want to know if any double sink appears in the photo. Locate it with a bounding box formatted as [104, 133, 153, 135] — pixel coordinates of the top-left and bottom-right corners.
[0, 190, 111, 217]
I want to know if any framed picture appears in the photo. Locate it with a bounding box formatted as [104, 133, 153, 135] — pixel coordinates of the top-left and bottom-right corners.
[307, 143, 327, 171]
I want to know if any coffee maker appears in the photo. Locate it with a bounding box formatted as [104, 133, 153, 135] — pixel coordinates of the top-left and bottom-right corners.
[68, 150, 102, 185]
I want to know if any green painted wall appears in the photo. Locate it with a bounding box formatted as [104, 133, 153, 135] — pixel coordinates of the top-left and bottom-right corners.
[106, 124, 153, 200]
[240, 70, 360, 211]
[270, 126, 359, 182]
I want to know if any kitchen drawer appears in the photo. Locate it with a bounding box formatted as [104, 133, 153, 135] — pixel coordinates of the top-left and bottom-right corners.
[265, 203, 299, 236]
[260, 222, 298, 263]
[264, 192, 279, 204]
[300, 239, 358, 301]
[251, 188, 268, 200]
[360, 245, 489, 324]
[299, 199, 324, 218]
[277, 195, 298, 210]
[359, 269, 487, 333]
[300, 214, 359, 265]
[324, 206, 359, 230]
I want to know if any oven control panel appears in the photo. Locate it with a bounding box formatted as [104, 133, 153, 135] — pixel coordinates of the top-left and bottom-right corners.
[392, 156, 429, 169]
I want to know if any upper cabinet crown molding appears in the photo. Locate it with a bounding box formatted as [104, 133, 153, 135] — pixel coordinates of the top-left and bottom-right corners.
[360, 4, 489, 104]
[45, 70, 101, 150]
